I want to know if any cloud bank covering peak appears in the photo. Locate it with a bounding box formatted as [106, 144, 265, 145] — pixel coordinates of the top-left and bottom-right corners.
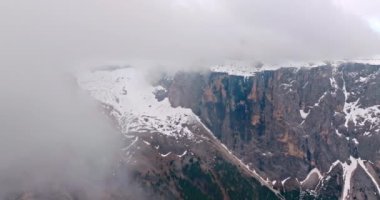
[0, 0, 379, 197]
[1, 0, 380, 70]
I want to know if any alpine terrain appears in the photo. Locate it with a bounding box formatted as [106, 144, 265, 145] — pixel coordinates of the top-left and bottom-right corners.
[75, 60, 380, 200]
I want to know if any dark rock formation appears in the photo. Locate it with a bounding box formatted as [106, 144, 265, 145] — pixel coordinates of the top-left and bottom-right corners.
[166, 63, 380, 199]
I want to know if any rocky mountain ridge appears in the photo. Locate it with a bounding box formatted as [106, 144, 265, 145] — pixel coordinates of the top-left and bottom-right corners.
[166, 62, 380, 199]
[76, 67, 284, 200]
[22, 62, 378, 199]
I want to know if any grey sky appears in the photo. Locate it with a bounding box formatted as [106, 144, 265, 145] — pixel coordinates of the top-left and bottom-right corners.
[1, 0, 380, 70]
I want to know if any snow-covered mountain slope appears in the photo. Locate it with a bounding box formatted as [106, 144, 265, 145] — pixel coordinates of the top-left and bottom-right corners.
[77, 66, 285, 200]
[78, 67, 198, 140]
[76, 62, 380, 200]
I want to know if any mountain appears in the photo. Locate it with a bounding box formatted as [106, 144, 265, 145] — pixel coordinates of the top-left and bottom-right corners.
[77, 66, 283, 200]
[165, 62, 380, 200]
[75, 61, 380, 200]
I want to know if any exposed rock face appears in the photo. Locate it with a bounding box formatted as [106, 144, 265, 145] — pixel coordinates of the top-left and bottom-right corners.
[75, 67, 283, 200]
[167, 63, 380, 199]
[316, 163, 344, 199]
[351, 165, 378, 200]
[8, 63, 380, 199]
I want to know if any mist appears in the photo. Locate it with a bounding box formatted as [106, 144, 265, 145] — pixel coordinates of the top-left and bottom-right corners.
[0, 67, 123, 198]
[0, 0, 380, 198]
[1, 0, 380, 71]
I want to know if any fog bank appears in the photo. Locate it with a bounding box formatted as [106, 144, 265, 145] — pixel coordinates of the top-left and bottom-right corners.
[0, 67, 122, 198]
[1, 0, 380, 70]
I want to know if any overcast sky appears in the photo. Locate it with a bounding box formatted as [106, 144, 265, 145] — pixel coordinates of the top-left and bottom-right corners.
[0, 0, 380, 197]
[1, 0, 380, 70]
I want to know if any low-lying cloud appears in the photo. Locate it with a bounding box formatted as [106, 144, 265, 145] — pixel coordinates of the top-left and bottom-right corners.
[0, 68, 122, 198]
[0, 0, 379, 198]
[0, 0, 379, 70]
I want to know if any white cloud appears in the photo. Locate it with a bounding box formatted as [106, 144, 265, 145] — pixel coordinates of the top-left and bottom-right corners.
[369, 18, 380, 33]
[333, 0, 380, 34]
[0, 0, 379, 69]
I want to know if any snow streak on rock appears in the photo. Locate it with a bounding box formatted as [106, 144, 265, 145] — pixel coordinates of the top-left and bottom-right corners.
[358, 159, 380, 196]
[341, 72, 380, 136]
[325, 156, 380, 200]
[300, 168, 322, 185]
[341, 156, 358, 200]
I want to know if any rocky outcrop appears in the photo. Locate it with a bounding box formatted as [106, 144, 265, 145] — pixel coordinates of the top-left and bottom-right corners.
[167, 63, 380, 199]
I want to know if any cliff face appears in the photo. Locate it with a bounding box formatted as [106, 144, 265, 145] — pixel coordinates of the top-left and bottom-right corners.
[10, 63, 379, 199]
[168, 63, 380, 199]
[74, 67, 284, 200]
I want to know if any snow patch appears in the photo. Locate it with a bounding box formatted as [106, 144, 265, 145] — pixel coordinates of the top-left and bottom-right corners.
[358, 76, 369, 83]
[335, 129, 343, 137]
[78, 67, 197, 140]
[327, 160, 342, 174]
[341, 73, 380, 134]
[210, 61, 326, 77]
[177, 150, 188, 158]
[348, 58, 380, 65]
[300, 109, 310, 119]
[281, 177, 291, 186]
[341, 156, 358, 200]
[335, 156, 380, 200]
[160, 152, 171, 157]
[153, 85, 167, 93]
[210, 59, 380, 78]
[352, 138, 359, 145]
[300, 168, 323, 185]
[330, 77, 339, 92]
[210, 59, 380, 77]
[211, 65, 258, 77]
[314, 92, 328, 107]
